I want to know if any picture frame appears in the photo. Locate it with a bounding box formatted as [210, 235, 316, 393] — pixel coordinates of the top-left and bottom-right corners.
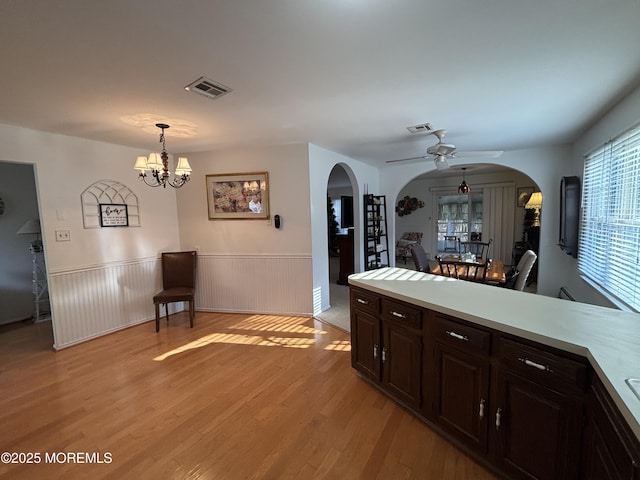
[99, 203, 129, 227]
[206, 172, 270, 220]
[517, 187, 535, 207]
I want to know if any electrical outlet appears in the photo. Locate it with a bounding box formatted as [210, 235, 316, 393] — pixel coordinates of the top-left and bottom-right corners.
[55, 230, 70, 242]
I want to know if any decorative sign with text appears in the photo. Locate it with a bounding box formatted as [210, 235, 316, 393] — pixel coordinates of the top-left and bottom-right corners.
[99, 203, 129, 227]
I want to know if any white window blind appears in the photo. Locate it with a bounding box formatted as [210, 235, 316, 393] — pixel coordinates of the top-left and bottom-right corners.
[578, 123, 640, 311]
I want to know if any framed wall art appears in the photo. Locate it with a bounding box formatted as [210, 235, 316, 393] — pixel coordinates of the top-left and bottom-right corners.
[517, 187, 535, 207]
[206, 172, 270, 220]
[99, 203, 129, 227]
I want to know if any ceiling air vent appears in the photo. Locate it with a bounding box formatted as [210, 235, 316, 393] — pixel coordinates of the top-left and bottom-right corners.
[407, 123, 433, 134]
[184, 77, 232, 100]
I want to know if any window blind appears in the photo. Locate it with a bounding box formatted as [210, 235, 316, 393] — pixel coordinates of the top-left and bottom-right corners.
[578, 123, 640, 311]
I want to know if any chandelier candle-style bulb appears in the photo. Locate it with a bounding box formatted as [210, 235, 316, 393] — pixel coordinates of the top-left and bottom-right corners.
[133, 123, 192, 189]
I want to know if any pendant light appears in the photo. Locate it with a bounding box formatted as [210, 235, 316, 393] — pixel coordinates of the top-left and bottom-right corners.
[458, 167, 471, 194]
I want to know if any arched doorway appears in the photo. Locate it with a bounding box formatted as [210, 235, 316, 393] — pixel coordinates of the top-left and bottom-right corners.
[394, 163, 541, 291]
[317, 164, 354, 331]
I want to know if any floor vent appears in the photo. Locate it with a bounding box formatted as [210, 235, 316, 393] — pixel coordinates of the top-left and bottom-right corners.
[184, 77, 232, 100]
[407, 123, 433, 134]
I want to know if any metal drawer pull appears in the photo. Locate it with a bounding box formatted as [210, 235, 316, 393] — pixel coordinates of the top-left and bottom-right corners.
[479, 399, 485, 419]
[382, 347, 387, 362]
[357, 298, 369, 305]
[495, 408, 502, 429]
[518, 357, 553, 373]
[373, 344, 378, 359]
[391, 311, 406, 318]
[446, 330, 469, 342]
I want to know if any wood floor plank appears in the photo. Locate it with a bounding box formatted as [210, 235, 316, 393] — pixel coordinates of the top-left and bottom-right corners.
[0, 313, 498, 479]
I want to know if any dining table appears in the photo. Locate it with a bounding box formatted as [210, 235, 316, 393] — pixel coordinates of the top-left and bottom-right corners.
[431, 255, 506, 285]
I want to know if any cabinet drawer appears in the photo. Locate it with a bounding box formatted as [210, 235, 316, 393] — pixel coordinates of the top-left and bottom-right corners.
[381, 298, 422, 330]
[350, 287, 380, 316]
[432, 314, 491, 356]
[498, 337, 588, 393]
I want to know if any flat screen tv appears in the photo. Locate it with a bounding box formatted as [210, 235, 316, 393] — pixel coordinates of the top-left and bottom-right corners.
[340, 195, 354, 229]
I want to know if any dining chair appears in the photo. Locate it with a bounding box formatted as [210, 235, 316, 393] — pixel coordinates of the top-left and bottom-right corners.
[437, 256, 492, 283]
[410, 244, 431, 273]
[443, 236, 459, 253]
[512, 250, 537, 291]
[153, 251, 197, 332]
[459, 239, 493, 261]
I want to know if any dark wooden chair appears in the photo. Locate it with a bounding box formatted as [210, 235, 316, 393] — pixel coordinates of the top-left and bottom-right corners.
[443, 235, 459, 253]
[459, 239, 493, 261]
[437, 256, 492, 283]
[410, 244, 431, 273]
[153, 251, 197, 332]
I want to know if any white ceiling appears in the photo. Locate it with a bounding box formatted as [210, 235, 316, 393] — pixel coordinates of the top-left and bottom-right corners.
[1, 1, 640, 167]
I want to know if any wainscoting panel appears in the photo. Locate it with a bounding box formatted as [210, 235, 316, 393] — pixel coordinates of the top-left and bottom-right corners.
[49, 257, 161, 349]
[48, 254, 313, 349]
[195, 254, 313, 316]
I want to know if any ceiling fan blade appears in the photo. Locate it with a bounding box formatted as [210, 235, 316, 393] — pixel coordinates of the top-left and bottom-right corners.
[453, 150, 504, 158]
[385, 155, 427, 164]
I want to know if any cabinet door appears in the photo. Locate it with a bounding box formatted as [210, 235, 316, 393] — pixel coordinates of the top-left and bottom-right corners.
[582, 376, 640, 480]
[433, 342, 490, 454]
[350, 309, 380, 381]
[494, 370, 583, 480]
[381, 321, 422, 408]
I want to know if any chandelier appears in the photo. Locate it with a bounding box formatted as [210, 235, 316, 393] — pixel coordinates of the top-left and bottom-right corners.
[457, 167, 471, 194]
[133, 123, 192, 188]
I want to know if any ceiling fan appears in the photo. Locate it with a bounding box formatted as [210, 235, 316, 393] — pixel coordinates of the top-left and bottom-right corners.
[386, 129, 503, 170]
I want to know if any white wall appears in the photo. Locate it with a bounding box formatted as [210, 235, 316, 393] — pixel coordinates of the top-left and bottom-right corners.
[0, 123, 182, 347]
[176, 144, 314, 315]
[562, 83, 640, 308]
[0, 162, 40, 324]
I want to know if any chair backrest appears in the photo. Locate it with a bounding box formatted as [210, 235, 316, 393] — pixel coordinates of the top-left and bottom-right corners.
[443, 236, 459, 253]
[512, 250, 537, 291]
[437, 256, 491, 282]
[162, 251, 197, 289]
[460, 239, 493, 260]
[411, 244, 430, 272]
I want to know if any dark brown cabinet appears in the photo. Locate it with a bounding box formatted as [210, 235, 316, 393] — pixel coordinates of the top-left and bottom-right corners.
[493, 337, 587, 480]
[349, 285, 640, 480]
[582, 375, 640, 480]
[336, 230, 354, 285]
[350, 288, 422, 409]
[428, 313, 492, 454]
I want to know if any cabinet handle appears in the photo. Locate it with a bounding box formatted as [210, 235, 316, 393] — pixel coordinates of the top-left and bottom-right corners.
[382, 347, 387, 363]
[518, 357, 553, 373]
[495, 408, 502, 430]
[373, 344, 378, 359]
[357, 298, 369, 305]
[446, 330, 469, 342]
[479, 399, 485, 419]
[391, 311, 406, 318]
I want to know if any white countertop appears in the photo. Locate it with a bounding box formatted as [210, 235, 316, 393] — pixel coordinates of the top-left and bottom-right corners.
[349, 267, 640, 441]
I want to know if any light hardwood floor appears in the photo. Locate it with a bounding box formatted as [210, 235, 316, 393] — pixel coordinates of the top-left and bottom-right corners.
[0, 313, 497, 480]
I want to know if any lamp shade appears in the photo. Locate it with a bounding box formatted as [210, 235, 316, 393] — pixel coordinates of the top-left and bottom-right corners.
[17, 219, 41, 235]
[146, 152, 163, 171]
[134, 156, 149, 172]
[174, 157, 192, 175]
[525, 191, 543, 209]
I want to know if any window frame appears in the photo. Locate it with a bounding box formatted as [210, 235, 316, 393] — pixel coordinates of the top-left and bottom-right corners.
[578, 122, 640, 312]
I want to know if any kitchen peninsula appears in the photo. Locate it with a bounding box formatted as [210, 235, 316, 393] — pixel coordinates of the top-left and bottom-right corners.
[349, 267, 640, 480]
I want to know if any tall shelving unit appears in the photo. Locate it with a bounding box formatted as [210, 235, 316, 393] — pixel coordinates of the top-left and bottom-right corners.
[31, 249, 50, 322]
[364, 194, 389, 270]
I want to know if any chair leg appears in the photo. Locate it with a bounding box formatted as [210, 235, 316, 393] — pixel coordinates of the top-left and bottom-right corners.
[189, 301, 194, 328]
[154, 303, 160, 332]
[164, 303, 169, 323]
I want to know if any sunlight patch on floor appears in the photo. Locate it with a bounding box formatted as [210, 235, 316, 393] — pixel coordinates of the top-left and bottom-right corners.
[324, 340, 351, 352]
